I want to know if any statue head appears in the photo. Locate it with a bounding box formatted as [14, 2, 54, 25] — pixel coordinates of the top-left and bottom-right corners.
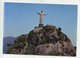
[41, 11, 43, 13]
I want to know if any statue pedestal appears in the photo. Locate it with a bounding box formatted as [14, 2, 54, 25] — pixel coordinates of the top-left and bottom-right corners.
[39, 24, 43, 27]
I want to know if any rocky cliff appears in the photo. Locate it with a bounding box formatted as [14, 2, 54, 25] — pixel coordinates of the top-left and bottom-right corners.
[6, 25, 76, 56]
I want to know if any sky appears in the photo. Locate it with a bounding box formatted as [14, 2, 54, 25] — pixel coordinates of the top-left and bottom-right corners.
[4, 2, 77, 46]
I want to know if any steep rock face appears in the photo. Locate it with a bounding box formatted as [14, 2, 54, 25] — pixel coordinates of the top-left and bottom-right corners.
[35, 41, 76, 56]
[35, 43, 56, 54]
[6, 25, 76, 56]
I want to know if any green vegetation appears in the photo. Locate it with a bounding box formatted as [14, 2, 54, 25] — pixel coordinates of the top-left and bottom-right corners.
[6, 25, 75, 56]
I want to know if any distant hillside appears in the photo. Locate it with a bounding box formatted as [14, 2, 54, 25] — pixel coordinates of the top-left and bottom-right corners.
[3, 36, 16, 53]
[6, 25, 76, 56]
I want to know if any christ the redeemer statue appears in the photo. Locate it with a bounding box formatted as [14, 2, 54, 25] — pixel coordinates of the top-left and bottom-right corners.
[37, 11, 46, 27]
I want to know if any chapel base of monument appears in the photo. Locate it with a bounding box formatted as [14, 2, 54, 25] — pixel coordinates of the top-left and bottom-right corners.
[39, 24, 43, 27]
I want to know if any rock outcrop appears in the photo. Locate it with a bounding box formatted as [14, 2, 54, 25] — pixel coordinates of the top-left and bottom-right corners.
[6, 25, 76, 56]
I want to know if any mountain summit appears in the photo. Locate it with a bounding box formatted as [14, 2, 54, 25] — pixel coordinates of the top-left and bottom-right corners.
[6, 25, 76, 56]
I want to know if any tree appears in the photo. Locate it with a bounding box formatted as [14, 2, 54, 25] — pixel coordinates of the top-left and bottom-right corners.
[58, 27, 62, 31]
[7, 44, 11, 47]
